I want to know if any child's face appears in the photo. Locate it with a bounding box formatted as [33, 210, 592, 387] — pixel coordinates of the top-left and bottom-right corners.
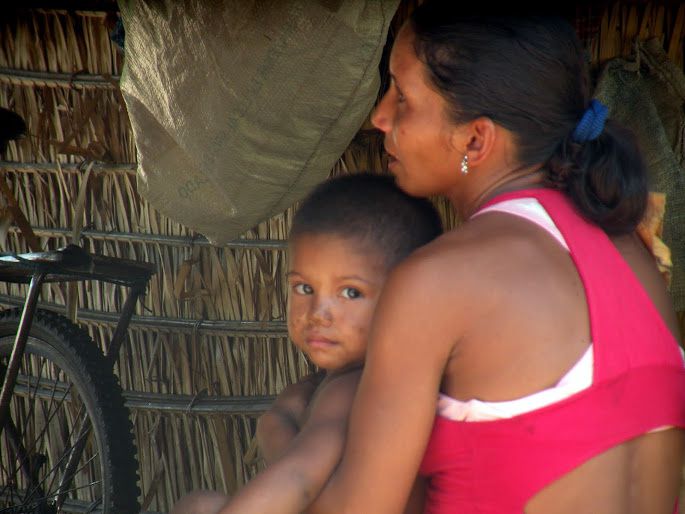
[287, 233, 389, 372]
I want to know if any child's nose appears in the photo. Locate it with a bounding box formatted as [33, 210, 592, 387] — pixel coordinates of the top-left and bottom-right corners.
[309, 298, 333, 326]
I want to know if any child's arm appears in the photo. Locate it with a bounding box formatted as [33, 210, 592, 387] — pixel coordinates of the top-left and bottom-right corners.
[257, 371, 325, 464]
[216, 370, 360, 514]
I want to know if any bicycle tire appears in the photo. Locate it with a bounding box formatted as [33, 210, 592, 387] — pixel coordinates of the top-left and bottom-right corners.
[0, 308, 140, 513]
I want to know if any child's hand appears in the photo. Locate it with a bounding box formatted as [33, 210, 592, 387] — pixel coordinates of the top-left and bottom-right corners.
[257, 371, 326, 463]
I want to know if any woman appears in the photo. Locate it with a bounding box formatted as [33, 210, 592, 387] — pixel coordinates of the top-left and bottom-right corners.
[305, 4, 685, 514]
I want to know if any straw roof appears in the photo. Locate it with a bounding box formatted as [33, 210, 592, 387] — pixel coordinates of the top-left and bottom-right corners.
[0, 2, 682, 511]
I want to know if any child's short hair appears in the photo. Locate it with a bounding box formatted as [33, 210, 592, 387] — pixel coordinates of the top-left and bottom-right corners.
[290, 173, 443, 266]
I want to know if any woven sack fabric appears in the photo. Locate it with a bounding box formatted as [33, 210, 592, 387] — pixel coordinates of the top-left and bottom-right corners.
[119, 0, 398, 244]
[595, 39, 685, 311]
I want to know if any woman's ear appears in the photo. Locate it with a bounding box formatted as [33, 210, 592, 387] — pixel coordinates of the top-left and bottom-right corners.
[453, 117, 497, 168]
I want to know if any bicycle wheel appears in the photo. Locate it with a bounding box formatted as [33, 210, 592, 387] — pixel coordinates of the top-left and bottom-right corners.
[0, 308, 140, 513]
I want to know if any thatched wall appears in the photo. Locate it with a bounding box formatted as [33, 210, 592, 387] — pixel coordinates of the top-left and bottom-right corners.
[0, 8, 302, 511]
[0, 2, 683, 512]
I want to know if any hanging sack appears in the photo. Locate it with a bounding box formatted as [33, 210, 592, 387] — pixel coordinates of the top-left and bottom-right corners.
[119, 0, 399, 244]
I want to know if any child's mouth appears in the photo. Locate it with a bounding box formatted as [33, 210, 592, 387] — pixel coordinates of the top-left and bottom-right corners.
[306, 336, 336, 349]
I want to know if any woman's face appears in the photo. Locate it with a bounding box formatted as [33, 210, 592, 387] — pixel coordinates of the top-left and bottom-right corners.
[372, 24, 464, 199]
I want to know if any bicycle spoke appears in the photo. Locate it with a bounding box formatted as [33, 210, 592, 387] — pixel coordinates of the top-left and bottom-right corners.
[2, 372, 94, 508]
[37, 376, 73, 449]
[0, 485, 25, 512]
[42, 405, 86, 499]
[25, 413, 92, 502]
[10, 357, 56, 478]
[0, 308, 142, 513]
[2, 377, 102, 510]
[27, 477, 103, 506]
[84, 496, 103, 513]
[0, 477, 104, 513]
[20, 354, 48, 454]
[63, 451, 99, 485]
[2, 368, 53, 500]
[14, 450, 100, 513]
[3, 381, 74, 491]
[35, 358, 64, 458]
[53, 477, 103, 497]
[2, 417, 34, 487]
[11, 370, 72, 469]
[53, 413, 94, 506]
[0, 421, 27, 504]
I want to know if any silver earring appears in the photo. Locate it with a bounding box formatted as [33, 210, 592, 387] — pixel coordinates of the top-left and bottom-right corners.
[460, 155, 469, 175]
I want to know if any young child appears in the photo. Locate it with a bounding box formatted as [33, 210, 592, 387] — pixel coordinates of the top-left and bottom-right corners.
[171, 173, 442, 514]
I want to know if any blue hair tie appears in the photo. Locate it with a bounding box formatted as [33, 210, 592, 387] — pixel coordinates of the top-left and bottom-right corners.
[571, 99, 608, 143]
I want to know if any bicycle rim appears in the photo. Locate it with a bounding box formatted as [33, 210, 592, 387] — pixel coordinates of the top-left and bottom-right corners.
[0, 309, 140, 513]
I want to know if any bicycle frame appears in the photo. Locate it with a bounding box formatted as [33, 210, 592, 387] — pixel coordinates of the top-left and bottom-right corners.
[0, 271, 45, 438]
[0, 244, 155, 508]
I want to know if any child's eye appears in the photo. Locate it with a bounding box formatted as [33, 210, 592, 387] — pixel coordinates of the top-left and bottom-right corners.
[293, 283, 313, 295]
[341, 287, 362, 299]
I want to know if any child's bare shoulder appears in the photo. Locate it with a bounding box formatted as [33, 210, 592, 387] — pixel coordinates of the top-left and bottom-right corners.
[305, 368, 363, 425]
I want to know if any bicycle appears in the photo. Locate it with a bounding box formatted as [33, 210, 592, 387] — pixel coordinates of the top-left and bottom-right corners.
[0, 244, 155, 513]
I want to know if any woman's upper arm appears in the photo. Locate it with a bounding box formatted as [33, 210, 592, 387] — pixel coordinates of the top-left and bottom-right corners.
[402, 476, 427, 514]
[314, 256, 461, 514]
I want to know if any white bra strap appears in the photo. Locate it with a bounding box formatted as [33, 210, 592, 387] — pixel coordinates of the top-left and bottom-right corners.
[473, 198, 569, 251]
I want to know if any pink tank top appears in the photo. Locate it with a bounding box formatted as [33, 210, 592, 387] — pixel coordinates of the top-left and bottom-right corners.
[418, 188, 685, 513]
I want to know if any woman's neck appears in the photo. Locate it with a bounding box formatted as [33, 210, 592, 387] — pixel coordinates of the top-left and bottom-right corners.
[451, 163, 546, 219]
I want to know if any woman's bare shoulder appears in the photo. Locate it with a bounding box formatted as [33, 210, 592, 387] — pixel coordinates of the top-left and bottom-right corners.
[376, 224, 510, 345]
[397, 217, 529, 289]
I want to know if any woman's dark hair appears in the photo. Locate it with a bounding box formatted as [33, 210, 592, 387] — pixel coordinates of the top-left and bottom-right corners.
[410, 2, 647, 234]
[290, 173, 443, 267]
